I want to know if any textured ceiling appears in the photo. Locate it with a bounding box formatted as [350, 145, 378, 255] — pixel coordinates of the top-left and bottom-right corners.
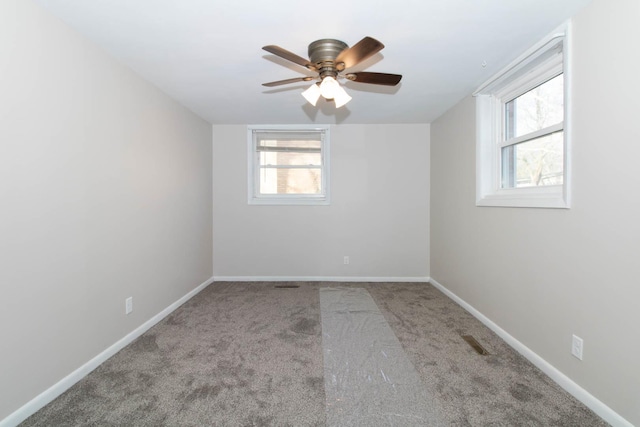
[33, 0, 591, 124]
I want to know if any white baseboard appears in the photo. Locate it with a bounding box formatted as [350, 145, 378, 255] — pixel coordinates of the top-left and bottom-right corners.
[213, 276, 430, 283]
[1, 276, 215, 427]
[428, 278, 632, 427]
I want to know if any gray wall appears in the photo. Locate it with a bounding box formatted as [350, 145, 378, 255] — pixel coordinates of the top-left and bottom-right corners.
[430, 0, 640, 424]
[213, 124, 430, 279]
[0, 0, 213, 420]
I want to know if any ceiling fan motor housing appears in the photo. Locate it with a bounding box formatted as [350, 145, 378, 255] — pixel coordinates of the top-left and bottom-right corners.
[308, 39, 348, 78]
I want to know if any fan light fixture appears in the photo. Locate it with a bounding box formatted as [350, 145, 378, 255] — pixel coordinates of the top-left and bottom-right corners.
[262, 37, 402, 109]
[302, 77, 352, 108]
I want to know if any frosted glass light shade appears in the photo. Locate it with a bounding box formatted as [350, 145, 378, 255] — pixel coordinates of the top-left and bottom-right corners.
[319, 76, 340, 99]
[333, 85, 352, 108]
[302, 83, 321, 106]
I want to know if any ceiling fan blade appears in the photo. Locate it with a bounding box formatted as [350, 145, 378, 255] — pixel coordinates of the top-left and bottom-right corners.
[262, 45, 315, 70]
[345, 72, 402, 86]
[335, 37, 384, 69]
[262, 77, 315, 87]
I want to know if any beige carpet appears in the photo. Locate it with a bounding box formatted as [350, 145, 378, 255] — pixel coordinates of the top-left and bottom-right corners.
[21, 282, 607, 426]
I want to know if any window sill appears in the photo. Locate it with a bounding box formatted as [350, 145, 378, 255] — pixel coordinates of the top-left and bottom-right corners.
[248, 196, 330, 206]
[476, 186, 569, 209]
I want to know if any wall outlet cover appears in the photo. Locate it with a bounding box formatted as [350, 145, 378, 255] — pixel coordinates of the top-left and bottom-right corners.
[125, 297, 133, 315]
[571, 334, 583, 360]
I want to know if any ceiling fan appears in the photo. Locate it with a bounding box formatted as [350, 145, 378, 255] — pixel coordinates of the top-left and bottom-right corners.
[262, 37, 402, 108]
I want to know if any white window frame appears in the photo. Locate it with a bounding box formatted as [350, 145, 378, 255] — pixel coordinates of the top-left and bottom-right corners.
[247, 124, 330, 205]
[475, 22, 571, 209]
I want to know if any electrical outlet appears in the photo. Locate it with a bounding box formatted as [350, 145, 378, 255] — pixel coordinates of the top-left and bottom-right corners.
[125, 297, 133, 315]
[571, 334, 583, 360]
[343, 256, 350, 265]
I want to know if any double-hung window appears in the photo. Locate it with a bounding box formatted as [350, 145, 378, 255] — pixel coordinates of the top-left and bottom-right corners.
[248, 125, 330, 205]
[475, 23, 570, 208]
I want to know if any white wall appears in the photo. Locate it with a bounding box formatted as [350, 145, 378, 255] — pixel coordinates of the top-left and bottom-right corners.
[430, 0, 640, 425]
[213, 124, 430, 280]
[0, 0, 213, 421]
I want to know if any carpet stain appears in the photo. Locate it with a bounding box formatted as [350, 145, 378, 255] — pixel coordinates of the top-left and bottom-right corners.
[291, 356, 310, 367]
[131, 334, 159, 352]
[447, 359, 461, 374]
[165, 312, 185, 326]
[74, 380, 100, 399]
[506, 408, 543, 425]
[305, 376, 324, 391]
[136, 372, 155, 388]
[248, 320, 270, 334]
[275, 330, 297, 343]
[471, 375, 493, 391]
[215, 361, 256, 390]
[510, 382, 544, 402]
[136, 395, 159, 411]
[243, 414, 275, 426]
[103, 370, 131, 389]
[291, 318, 318, 335]
[485, 356, 503, 367]
[210, 339, 231, 352]
[185, 384, 223, 401]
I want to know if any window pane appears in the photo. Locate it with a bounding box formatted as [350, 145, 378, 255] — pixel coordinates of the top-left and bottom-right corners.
[260, 151, 321, 166]
[250, 127, 329, 204]
[259, 167, 321, 195]
[501, 131, 563, 188]
[505, 74, 563, 139]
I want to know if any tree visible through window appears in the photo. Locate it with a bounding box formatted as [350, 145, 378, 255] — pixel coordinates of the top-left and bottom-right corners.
[502, 74, 564, 188]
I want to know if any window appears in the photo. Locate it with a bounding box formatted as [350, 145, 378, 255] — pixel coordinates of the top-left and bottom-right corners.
[248, 125, 330, 205]
[475, 23, 570, 208]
